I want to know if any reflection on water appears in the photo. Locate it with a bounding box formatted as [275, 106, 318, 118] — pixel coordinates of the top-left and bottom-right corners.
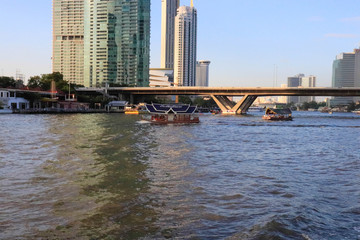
[0, 112, 360, 239]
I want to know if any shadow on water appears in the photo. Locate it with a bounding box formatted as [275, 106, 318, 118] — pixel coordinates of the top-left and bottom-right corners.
[27, 114, 160, 239]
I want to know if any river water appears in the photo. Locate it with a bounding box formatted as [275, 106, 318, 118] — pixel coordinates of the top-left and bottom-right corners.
[0, 112, 360, 239]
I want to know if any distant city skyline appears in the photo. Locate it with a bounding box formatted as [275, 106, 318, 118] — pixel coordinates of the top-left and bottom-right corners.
[2, 0, 360, 87]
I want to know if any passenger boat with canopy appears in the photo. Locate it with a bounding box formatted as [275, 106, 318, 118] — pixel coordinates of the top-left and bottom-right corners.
[143, 103, 200, 124]
[262, 108, 293, 121]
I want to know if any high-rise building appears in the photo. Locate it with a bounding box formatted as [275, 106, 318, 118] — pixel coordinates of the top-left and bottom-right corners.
[174, 3, 197, 86]
[83, 0, 151, 87]
[161, 0, 179, 69]
[287, 74, 316, 105]
[196, 60, 210, 86]
[53, 0, 84, 85]
[332, 49, 360, 105]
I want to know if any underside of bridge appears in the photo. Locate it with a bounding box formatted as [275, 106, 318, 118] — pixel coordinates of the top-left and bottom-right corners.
[211, 95, 258, 114]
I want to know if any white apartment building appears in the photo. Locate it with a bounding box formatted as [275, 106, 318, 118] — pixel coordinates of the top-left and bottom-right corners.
[53, 0, 84, 85]
[174, 4, 197, 87]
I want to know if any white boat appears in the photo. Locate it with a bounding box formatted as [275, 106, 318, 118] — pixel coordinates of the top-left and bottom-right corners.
[248, 107, 264, 112]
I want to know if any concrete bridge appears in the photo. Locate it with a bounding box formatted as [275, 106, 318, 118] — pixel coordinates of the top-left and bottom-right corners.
[76, 87, 360, 114]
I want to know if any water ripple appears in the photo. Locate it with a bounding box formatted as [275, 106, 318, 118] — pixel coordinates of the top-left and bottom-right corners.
[0, 112, 359, 239]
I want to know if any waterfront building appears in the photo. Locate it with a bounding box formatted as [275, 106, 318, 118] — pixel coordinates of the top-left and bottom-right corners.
[161, 0, 179, 69]
[53, 0, 85, 85]
[174, 2, 197, 86]
[332, 49, 360, 105]
[196, 60, 210, 86]
[149, 68, 174, 87]
[0, 90, 29, 110]
[287, 74, 316, 105]
[84, 0, 151, 87]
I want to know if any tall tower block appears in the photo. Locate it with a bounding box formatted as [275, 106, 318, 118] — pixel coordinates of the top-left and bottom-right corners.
[174, 5, 197, 86]
[161, 0, 180, 69]
[84, 0, 151, 87]
[53, 0, 84, 85]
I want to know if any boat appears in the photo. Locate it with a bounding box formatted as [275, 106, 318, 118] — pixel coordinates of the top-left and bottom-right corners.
[248, 106, 264, 112]
[352, 109, 360, 115]
[124, 105, 139, 115]
[142, 103, 199, 124]
[262, 108, 293, 121]
[124, 103, 148, 115]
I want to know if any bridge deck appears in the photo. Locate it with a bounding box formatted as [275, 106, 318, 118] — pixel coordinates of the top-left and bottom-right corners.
[77, 87, 360, 97]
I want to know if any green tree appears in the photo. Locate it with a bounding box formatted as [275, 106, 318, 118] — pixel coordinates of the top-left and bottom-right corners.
[178, 96, 192, 104]
[192, 97, 217, 108]
[27, 72, 70, 93]
[27, 76, 41, 89]
[348, 102, 356, 112]
[15, 80, 24, 88]
[0, 76, 16, 88]
[38, 72, 64, 90]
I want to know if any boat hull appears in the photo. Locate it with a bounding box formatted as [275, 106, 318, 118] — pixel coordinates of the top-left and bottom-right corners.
[262, 115, 292, 121]
[142, 114, 199, 124]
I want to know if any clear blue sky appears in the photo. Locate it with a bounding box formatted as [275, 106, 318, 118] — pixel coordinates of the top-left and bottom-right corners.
[1, 0, 360, 87]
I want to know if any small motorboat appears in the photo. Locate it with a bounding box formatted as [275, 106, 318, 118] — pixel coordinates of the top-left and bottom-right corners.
[262, 108, 293, 121]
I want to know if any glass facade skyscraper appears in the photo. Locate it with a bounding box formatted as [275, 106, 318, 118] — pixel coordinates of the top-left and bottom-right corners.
[196, 60, 210, 86]
[161, 0, 179, 69]
[84, 0, 150, 87]
[332, 49, 360, 105]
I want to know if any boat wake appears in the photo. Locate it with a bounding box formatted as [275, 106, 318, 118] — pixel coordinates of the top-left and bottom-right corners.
[136, 120, 151, 124]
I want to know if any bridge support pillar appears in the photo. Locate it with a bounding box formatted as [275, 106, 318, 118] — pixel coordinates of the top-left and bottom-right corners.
[211, 95, 258, 114]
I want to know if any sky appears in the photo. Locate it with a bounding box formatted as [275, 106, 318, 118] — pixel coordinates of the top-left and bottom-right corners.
[1, 0, 360, 87]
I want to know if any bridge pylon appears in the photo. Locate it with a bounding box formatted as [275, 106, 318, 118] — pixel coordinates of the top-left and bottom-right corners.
[211, 95, 258, 115]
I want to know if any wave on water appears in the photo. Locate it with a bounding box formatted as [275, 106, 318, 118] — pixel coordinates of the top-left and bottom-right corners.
[227, 215, 313, 240]
[136, 120, 151, 124]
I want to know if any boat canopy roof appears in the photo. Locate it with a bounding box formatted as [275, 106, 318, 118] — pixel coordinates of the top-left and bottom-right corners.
[145, 103, 197, 114]
[265, 108, 292, 115]
[107, 101, 128, 107]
